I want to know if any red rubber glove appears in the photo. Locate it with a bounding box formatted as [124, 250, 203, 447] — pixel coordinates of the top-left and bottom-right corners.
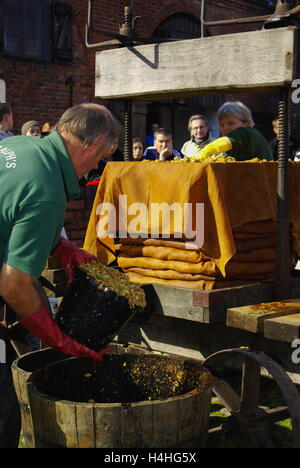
[20, 303, 109, 361]
[52, 237, 97, 283]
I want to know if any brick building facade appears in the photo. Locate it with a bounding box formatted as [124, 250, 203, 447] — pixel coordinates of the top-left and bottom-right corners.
[0, 0, 282, 245]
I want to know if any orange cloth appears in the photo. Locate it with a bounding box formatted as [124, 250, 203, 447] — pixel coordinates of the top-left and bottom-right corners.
[125, 271, 272, 290]
[125, 271, 216, 290]
[83, 161, 300, 287]
[117, 255, 218, 276]
[124, 267, 214, 281]
[119, 256, 274, 279]
[119, 244, 205, 263]
[232, 248, 276, 263]
[234, 235, 276, 252]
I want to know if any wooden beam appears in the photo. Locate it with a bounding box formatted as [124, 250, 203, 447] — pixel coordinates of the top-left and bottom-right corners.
[227, 299, 300, 334]
[264, 313, 300, 343]
[144, 282, 274, 324]
[95, 27, 296, 100]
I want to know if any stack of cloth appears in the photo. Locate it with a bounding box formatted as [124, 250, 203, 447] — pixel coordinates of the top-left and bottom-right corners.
[83, 161, 300, 291]
[117, 219, 278, 290]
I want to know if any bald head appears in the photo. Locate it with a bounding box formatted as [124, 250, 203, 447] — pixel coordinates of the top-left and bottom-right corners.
[55, 103, 119, 148]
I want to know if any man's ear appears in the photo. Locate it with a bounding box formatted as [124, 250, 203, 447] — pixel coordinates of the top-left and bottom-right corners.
[89, 135, 105, 150]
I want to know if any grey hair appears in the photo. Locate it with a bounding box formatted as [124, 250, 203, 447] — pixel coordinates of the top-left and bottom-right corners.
[217, 101, 255, 127]
[154, 127, 172, 140]
[54, 103, 119, 147]
[188, 114, 210, 131]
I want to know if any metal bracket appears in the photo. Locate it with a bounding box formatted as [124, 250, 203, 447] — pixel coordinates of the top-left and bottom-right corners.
[85, 0, 183, 49]
[200, 0, 300, 37]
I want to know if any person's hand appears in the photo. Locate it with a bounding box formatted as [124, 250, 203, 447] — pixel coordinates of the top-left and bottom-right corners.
[20, 303, 110, 361]
[194, 137, 232, 160]
[52, 237, 97, 283]
[159, 141, 174, 161]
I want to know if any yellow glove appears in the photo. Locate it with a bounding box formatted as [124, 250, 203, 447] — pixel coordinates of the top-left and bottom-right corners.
[194, 137, 232, 160]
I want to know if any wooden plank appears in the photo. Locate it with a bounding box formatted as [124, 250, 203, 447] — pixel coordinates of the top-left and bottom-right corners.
[264, 313, 300, 343]
[147, 284, 209, 323]
[95, 27, 296, 100]
[12, 369, 36, 447]
[94, 406, 122, 448]
[75, 405, 95, 448]
[226, 299, 300, 333]
[151, 399, 180, 447]
[41, 268, 66, 284]
[28, 387, 77, 448]
[46, 255, 61, 269]
[120, 402, 153, 448]
[146, 282, 274, 324]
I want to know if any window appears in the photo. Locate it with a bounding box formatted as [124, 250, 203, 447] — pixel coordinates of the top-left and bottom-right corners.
[0, 0, 49, 61]
[153, 13, 201, 40]
[52, 1, 73, 62]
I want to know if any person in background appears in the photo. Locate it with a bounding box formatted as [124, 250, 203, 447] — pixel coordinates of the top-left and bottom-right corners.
[143, 128, 183, 161]
[0, 103, 13, 141]
[0, 103, 119, 447]
[269, 117, 299, 161]
[41, 122, 52, 137]
[21, 120, 41, 137]
[193, 101, 272, 161]
[181, 114, 213, 157]
[132, 137, 144, 160]
[146, 122, 159, 147]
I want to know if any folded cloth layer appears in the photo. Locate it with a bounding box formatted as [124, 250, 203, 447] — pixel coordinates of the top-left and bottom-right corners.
[124, 267, 215, 281]
[232, 248, 276, 263]
[125, 271, 216, 290]
[234, 235, 276, 252]
[119, 244, 205, 263]
[118, 255, 218, 276]
[83, 161, 300, 290]
[118, 254, 275, 277]
[125, 271, 274, 290]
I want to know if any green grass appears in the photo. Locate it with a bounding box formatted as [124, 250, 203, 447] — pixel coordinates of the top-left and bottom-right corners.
[207, 369, 295, 448]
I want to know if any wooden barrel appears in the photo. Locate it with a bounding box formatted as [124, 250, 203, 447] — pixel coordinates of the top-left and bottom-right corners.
[12, 348, 66, 448]
[13, 344, 213, 448]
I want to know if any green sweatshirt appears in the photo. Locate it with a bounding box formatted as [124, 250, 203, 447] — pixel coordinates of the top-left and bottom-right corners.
[227, 127, 273, 161]
[0, 132, 80, 277]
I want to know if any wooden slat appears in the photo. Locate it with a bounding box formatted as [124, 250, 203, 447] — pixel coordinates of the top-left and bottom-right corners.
[147, 284, 212, 323]
[46, 255, 61, 269]
[94, 406, 122, 448]
[95, 27, 296, 100]
[226, 299, 300, 333]
[41, 268, 66, 284]
[120, 402, 153, 448]
[75, 405, 95, 448]
[264, 313, 300, 343]
[151, 399, 180, 447]
[146, 282, 274, 324]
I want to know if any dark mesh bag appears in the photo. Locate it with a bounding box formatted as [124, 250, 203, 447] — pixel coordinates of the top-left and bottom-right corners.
[55, 268, 141, 351]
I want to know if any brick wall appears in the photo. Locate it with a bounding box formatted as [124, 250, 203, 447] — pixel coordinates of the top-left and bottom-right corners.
[64, 186, 97, 247]
[0, 0, 273, 133]
[0, 0, 275, 247]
